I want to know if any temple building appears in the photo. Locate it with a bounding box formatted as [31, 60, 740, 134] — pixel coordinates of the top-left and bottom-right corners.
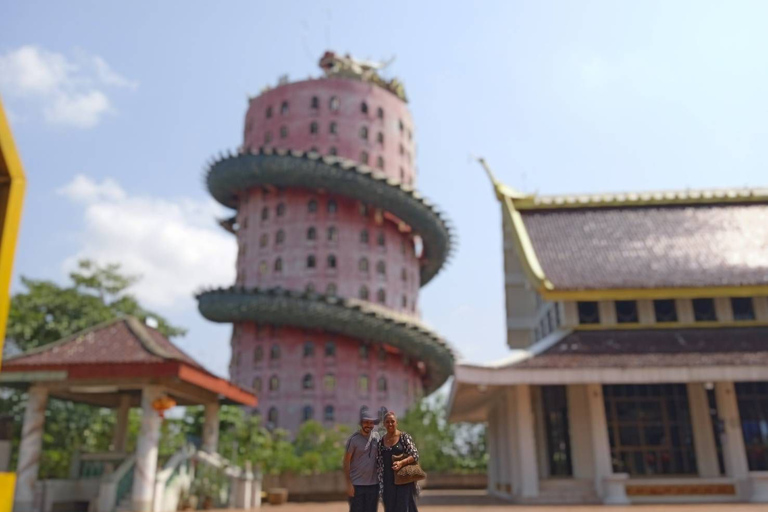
[196, 52, 454, 432]
[448, 163, 768, 504]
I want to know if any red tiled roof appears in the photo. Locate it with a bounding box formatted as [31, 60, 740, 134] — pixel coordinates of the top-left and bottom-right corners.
[513, 327, 768, 369]
[3, 316, 202, 370]
[520, 203, 768, 290]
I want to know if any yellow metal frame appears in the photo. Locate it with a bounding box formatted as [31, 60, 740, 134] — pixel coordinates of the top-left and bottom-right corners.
[478, 159, 768, 301]
[0, 97, 27, 367]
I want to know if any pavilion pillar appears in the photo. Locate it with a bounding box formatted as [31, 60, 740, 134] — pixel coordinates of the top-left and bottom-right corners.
[486, 406, 500, 494]
[687, 383, 720, 477]
[507, 385, 538, 498]
[715, 382, 749, 497]
[14, 386, 48, 512]
[585, 383, 628, 504]
[567, 384, 595, 479]
[202, 401, 220, 454]
[132, 385, 163, 512]
[112, 394, 131, 453]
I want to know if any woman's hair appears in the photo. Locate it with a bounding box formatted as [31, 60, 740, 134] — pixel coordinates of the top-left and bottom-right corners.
[384, 411, 397, 421]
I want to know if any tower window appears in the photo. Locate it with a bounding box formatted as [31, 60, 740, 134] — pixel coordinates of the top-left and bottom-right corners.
[270, 345, 281, 360]
[268, 375, 279, 391]
[360, 229, 369, 244]
[302, 373, 314, 390]
[359, 375, 370, 393]
[324, 374, 336, 392]
[307, 254, 316, 268]
[324, 405, 335, 422]
[306, 282, 315, 293]
[261, 206, 269, 221]
[266, 106, 273, 118]
[377, 289, 386, 304]
[402, 295, 407, 308]
[280, 126, 288, 138]
[252, 377, 262, 392]
[275, 229, 285, 245]
[302, 405, 314, 422]
[401, 268, 407, 282]
[377, 132, 384, 144]
[376, 156, 384, 170]
[303, 342, 314, 358]
[359, 126, 369, 140]
[276, 203, 286, 217]
[280, 101, 289, 115]
[359, 286, 369, 300]
[326, 283, 337, 296]
[653, 300, 677, 322]
[615, 300, 639, 323]
[377, 232, 385, 247]
[360, 344, 369, 359]
[308, 199, 318, 213]
[327, 254, 337, 269]
[328, 146, 337, 156]
[359, 258, 369, 272]
[254, 346, 263, 362]
[274, 258, 283, 272]
[376, 261, 386, 275]
[732, 297, 756, 321]
[311, 96, 319, 109]
[577, 301, 600, 324]
[310, 121, 318, 134]
[329, 122, 337, 134]
[259, 234, 268, 248]
[327, 199, 337, 214]
[329, 96, 340, 111]
[398, 119, 404, 132]
[361, 101, 368, 114]
[267, 406, 278, 427]
[377, 107, 384, 119]
[327, 226, 337, 241]
[693, 298, 717, 322]
[377, 376, 388, 392]
[360, 151, 369, 164]
[325, 341, 336, 358]
[258, 261, 268, 276]
[307, 226, 317, 241]
[264, 132, 272, 144]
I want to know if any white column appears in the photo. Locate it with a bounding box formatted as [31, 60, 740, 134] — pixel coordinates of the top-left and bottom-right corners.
[132, 385, 163, 512]
[202, 401, 220, 454]
[14, 386, 48, 512]
[687, 383, 720, 477]
[715, 382, 749, 486]
[112, 394, 131, 453]
[585, 384, 615, 497]
[567, 384, 595, 479]
[510, 385, 539, 498]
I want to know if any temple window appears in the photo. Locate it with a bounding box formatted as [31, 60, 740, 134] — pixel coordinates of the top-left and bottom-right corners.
[310, 121, 319, 134]
[577, 301, 600, 324]
[615, 300, 639, 323]
[359, 126, 369, 140]
[377, 376, 388, 392]
[693, 298, 717, 322]
[307, 254, 316, 268]
[359, 286, 369, 300]
[267, 406, 278, 427]
[252, 377, 262, 392]
[360, 151, 369, 164]
[735, 382, 768, 470]
[324, 374, 336, 392]
[327, 226, 337, 241]
[273, 258, 282, 272]
[302, 406, 314, 422]
[732, 297, 756, 321]
[358, 258, 369, 272]
[276, 203, 286, 217]
[259, 234, 268, 248]
[329, 96, 340, 111]
[261, 206, 269, 221]
[377, 232, 385, 247]
[308, 199, 318, 213]
[324, 405, 335, 422]
[280, 126, 288, 138]
[359, 375, 370, 393]
[376, 156, 384, 170]
[270, 345, 281, 360]
[329, 122, 337, 134]
[360, 229, 369, 244]
[377, 107, 384, 120]
[377, 289, 386, 304]
[653, 299, 678, 322]
[275, 229, 285, 245]
[325, 341, 336, 358]
[327, 254, 337, 269]
[266, 106, 273, 118]
[311, 96, 319, 109]
[327, 199, 337, 214]
[303, 342, 314, 358]
[376, 261, 386, 275]
[307, 226, 317, 241]
[361, 101, 368, 114]
[377, 132, 384, 144]
[280, 101, 289, 115]
[302, 373, 314, 390]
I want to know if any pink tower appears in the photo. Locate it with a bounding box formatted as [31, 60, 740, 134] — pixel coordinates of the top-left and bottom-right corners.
[197, 52, 455, 433]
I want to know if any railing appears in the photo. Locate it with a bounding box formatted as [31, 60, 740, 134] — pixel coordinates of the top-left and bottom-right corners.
[71, 451, 127, 479]
[115, 463, 134, 506]
[95, 454, 136, 512]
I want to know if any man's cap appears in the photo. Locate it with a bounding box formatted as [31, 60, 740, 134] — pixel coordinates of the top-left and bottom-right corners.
[359, 405, 380, 424]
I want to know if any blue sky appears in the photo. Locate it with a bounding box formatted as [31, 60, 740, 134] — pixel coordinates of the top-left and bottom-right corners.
[3, 1, 768, 378]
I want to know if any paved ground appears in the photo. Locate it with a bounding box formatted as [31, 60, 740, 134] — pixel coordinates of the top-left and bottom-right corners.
[225, 490, 767, 511]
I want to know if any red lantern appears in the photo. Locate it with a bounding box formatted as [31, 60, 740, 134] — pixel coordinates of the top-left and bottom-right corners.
[151, 396, 177, 418]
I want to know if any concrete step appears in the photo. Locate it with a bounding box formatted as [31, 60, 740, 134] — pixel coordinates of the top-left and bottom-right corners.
[520, 479, 600, 505]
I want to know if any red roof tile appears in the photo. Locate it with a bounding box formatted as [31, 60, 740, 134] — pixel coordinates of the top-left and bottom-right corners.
[521, 203, 768, 290]
[513, 327, 768, 369]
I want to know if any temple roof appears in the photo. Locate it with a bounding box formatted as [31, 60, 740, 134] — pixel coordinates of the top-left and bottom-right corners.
[484, 162, 768, 300]
[1, 317, 256, 407]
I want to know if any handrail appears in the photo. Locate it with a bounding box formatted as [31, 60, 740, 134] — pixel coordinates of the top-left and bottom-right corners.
[95, 454, 136, 512]
[103, 454, 136, 484]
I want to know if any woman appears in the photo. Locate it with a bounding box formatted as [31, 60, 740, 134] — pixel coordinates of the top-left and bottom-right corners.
[377, 411, 420, 512]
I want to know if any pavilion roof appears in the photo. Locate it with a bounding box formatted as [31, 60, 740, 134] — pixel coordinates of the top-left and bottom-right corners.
[1, 316, 256, 407]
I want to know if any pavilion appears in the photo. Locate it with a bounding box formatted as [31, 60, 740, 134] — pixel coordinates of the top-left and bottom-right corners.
[1, 316, 257, 512]
[448, 163, 768, 504]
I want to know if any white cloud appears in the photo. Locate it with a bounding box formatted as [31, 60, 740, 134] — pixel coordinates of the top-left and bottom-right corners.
[58, 175, 236, 309]
[0, 45, 136, 128]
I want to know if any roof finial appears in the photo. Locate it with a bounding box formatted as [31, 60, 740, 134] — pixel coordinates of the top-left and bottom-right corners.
[472, 155, 525, 200]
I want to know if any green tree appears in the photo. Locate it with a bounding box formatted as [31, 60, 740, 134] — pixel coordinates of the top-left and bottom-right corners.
[3, 260, 186, 477]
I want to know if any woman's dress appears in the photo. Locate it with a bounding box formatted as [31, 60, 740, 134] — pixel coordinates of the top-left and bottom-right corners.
[377, 432, 419, 512]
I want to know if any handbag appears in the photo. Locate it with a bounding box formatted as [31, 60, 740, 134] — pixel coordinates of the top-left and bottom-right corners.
[392, 452, 426, 485]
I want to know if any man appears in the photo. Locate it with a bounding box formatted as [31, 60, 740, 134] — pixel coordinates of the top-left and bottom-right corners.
[344, 406, 381, 512]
